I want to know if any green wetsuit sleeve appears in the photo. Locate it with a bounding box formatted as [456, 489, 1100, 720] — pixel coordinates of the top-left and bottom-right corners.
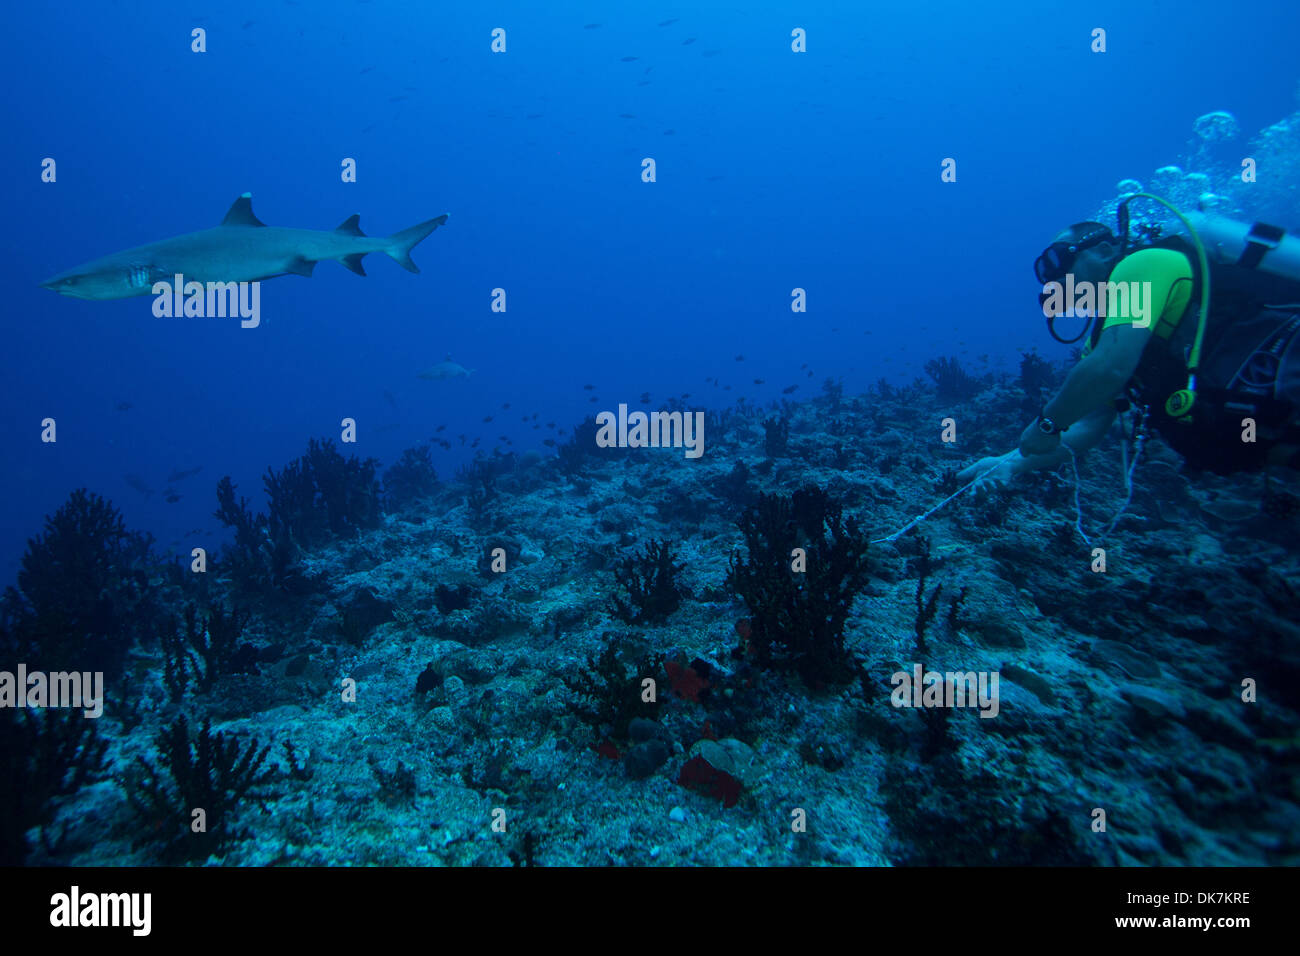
[1098, 247, 1193, 336]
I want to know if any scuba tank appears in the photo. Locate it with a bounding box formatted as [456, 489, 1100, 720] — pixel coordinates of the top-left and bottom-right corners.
[1184, 212, 1300, 287]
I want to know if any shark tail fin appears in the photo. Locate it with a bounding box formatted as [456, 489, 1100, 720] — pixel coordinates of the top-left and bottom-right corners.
[386, 214, 448, 273]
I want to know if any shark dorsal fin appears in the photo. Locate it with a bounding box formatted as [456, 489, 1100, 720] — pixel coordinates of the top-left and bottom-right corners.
[335, 214, 366, 237]
[222, 193, 266, 227]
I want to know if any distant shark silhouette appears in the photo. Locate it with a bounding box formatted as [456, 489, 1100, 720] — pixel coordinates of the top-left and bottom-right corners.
[41, 193, 448, 300]
[419, 355, 474, 380]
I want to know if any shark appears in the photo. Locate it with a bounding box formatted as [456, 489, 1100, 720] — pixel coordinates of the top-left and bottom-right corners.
[419, 355, 474, 380]
[41, 193, 448, 300]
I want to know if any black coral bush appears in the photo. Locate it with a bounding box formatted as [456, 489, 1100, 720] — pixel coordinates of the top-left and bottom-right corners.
[127, 715, 273, 863]
[727, 486, 869, 688]
[612, 539, 684, 624]
[383, 444, 438, 511]
[4, 489, 155, 678]
[0, 709, 109, 864]
[215, 437, 382, 590]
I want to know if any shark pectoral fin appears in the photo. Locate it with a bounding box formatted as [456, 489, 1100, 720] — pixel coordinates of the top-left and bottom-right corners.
[386, 214, 448, 273]
[222, 192, 267, 227]
[335, 215, 366, 237]
[341, 254, 368, 276]
[285, 257, 316, 277]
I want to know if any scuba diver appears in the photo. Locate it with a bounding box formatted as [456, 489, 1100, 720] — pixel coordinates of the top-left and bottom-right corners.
[959, 195, 1300, 510]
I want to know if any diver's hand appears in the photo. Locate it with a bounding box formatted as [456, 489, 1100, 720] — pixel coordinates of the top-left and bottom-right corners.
[1019, 419, 1064, 457]
[957, 453, 1022, 492]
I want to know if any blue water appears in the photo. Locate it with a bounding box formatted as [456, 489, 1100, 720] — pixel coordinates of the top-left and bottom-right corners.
[3, 0, 1293, 573]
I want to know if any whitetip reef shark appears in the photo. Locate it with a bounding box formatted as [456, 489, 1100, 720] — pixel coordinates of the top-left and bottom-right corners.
[41, 194, 448, 300]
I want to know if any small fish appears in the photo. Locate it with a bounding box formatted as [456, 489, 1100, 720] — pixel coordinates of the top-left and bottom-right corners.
[502, 402, 511, 410]
[543, 439, 556, 447]
[683, 38, 696, 45]
[783, 385, 799, 394]
[166, 465, 203, 483]
[483, 416, 493, 423]
[619, 113, 636, 119]
[658, 18, 678, 27]
[436, 424, 446, 433]
[546, 422, 556, 429]
[735, 354, 744, 361]
[164, 493, 182, 504]
[584, 23, 602, 29]
[640, 392, 651, 403]
[663, 129, 675, 135]
[589, 396, 599, 403]
[583, 384, 595, 390]
[115, 401, 133, 412]
[621, 56, 638, 62]
[125, 474, 154, 498]
[753, 378, 765, 385]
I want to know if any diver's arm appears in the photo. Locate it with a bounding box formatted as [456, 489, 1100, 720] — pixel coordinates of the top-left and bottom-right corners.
[1044, 324, 1150, 427]
[960, 323, 1149, 489]
[1024, 404, 1117, 465]
[957, 405, 1119, 488]
[1020, 323, 1150, 456]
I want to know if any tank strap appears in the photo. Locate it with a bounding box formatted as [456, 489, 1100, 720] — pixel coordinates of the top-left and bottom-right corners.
[1239, 222, 1286, 270]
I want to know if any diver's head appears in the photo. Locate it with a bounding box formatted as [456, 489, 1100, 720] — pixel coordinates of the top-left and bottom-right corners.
[1034, 222, 1121, 286]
